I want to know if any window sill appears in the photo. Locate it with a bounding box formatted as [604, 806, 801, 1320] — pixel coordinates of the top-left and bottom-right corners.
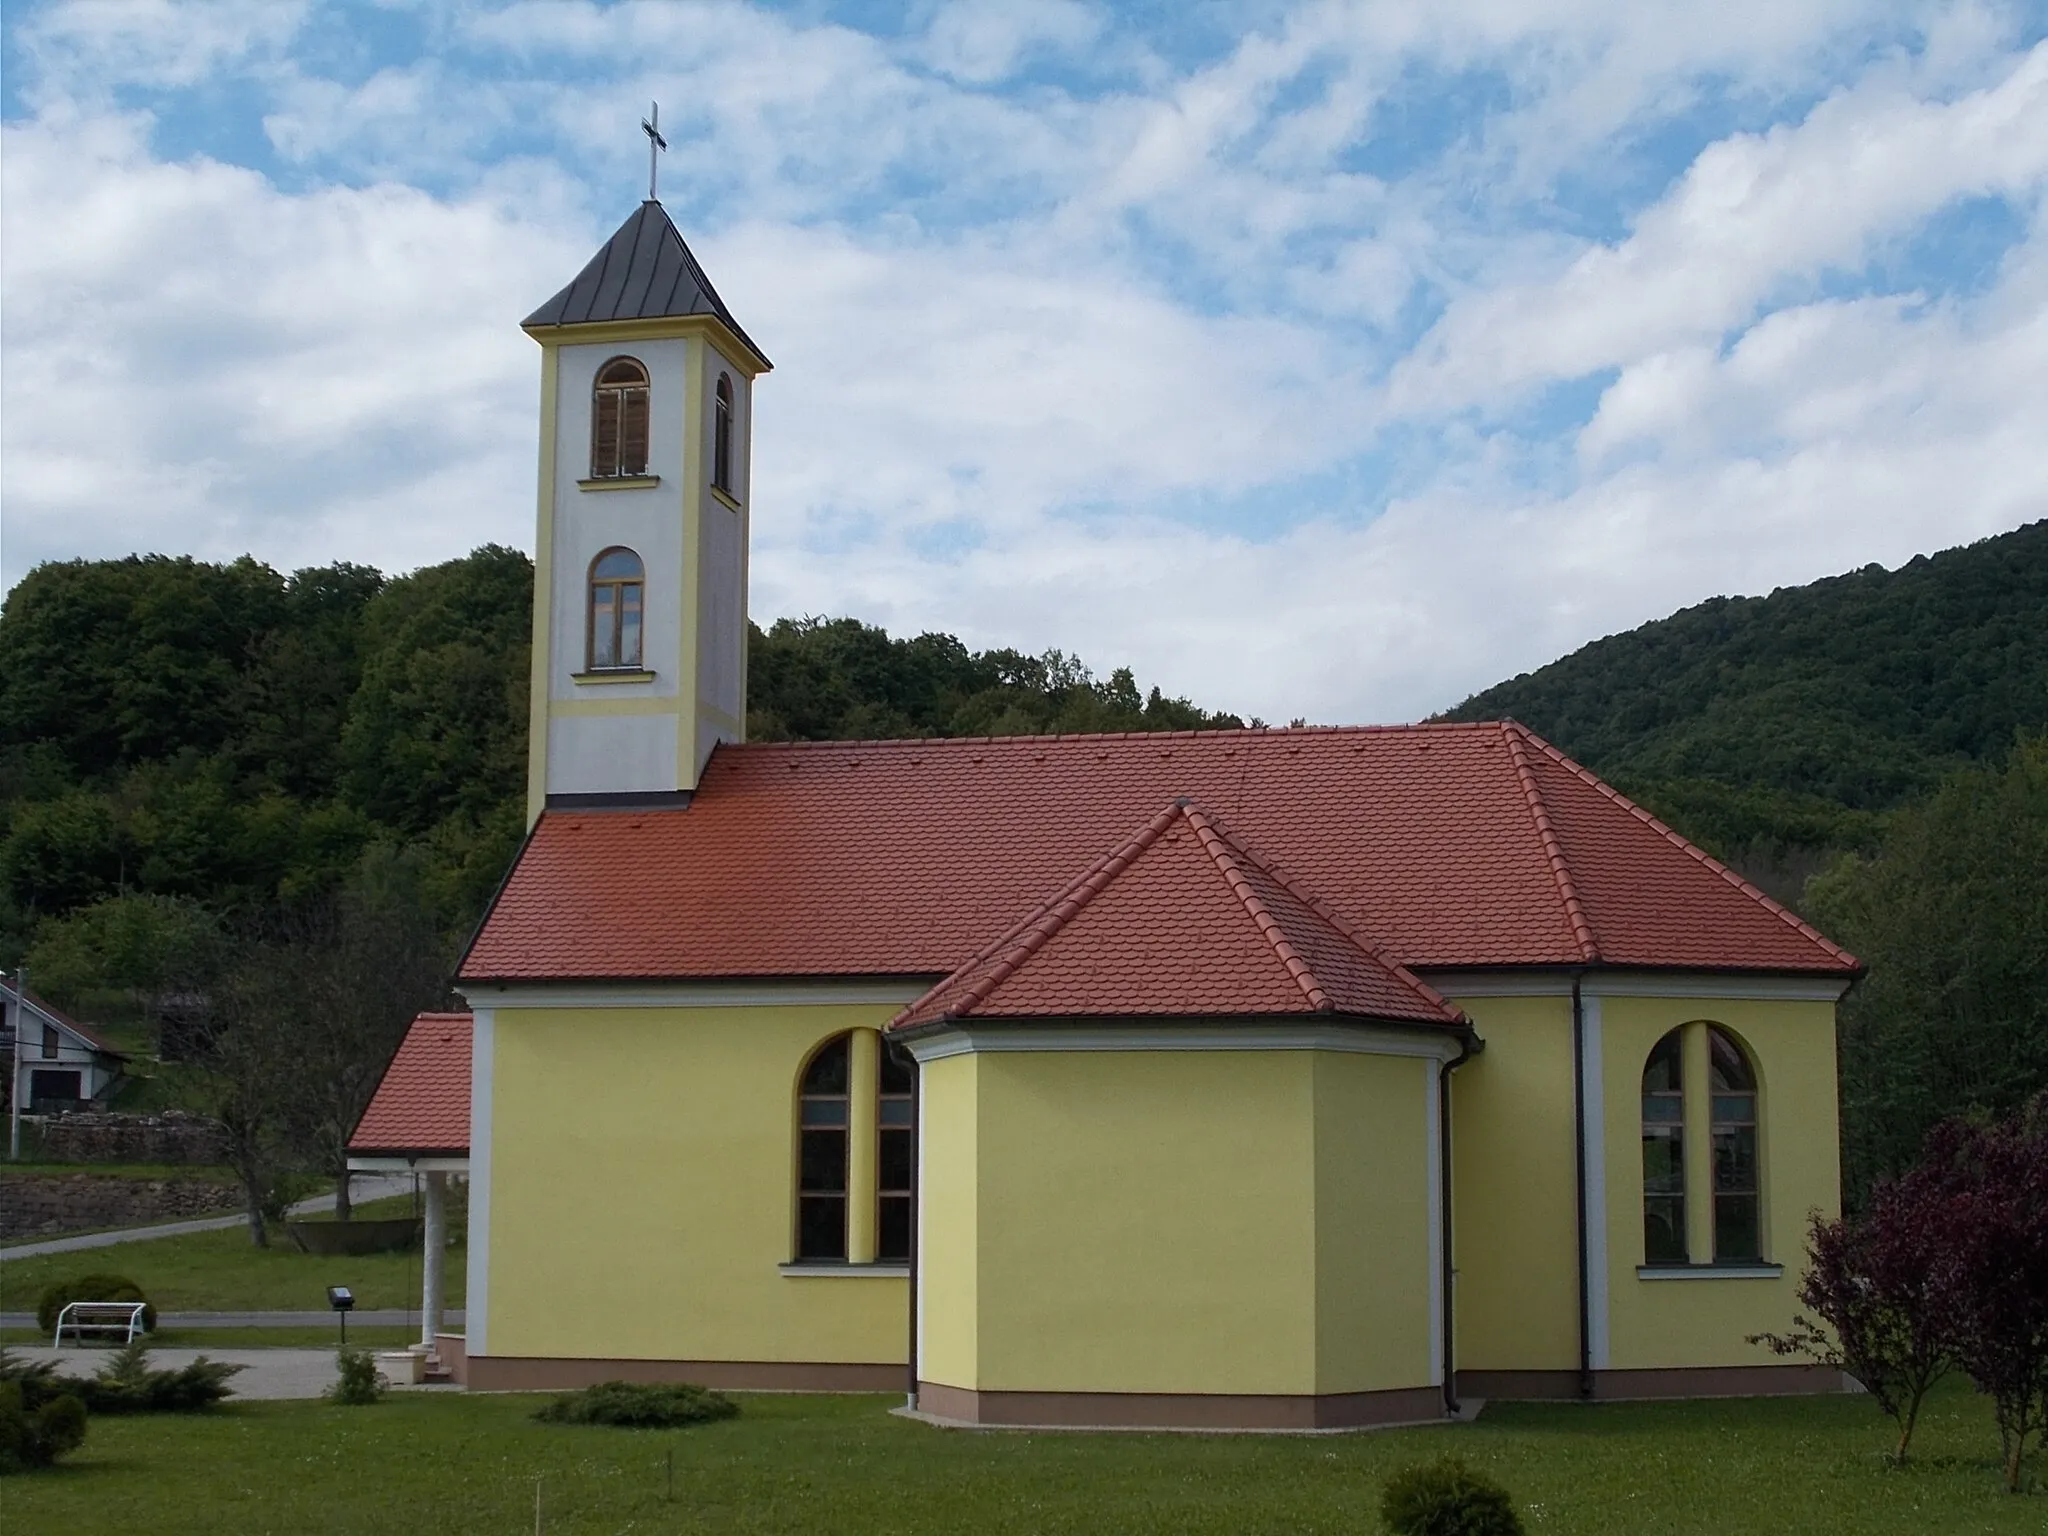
[1637, 1263, 1783, 1281]
[777, 1262, 910, 1279]
[709, 484, 743, 512]
[571, 669, 657, 685]
[578, 475, 661, 491]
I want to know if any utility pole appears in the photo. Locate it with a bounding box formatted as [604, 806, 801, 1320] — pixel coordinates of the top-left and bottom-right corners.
[7, 964, 25, 1161]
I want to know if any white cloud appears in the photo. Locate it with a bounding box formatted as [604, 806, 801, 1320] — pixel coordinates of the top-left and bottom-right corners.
[0, 108, 586, 586]
[1393, 41, 2048, 412]
[917, 0, 1104, 85]
[2, 0, 2044, 729]
[12, 0, 306, 100]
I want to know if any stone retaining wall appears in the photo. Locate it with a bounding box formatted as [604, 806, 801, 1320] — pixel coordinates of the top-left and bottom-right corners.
[0, 1172, 243, 1241]
[36, 1110, 230, 1166]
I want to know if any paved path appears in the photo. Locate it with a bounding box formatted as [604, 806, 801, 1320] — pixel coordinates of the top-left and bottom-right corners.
[2, 1309, 465, 1329]
[0, 1174, 416, 1260]
[7, 1346, 452, 1401]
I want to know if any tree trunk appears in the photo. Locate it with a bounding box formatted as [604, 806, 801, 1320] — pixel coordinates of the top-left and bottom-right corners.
[334, 1168, 353, 1222]
[242, 1180, 269, 1248]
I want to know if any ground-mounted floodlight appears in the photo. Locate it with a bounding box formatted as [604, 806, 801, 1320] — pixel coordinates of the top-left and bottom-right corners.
[328, 1284, 355, 1346]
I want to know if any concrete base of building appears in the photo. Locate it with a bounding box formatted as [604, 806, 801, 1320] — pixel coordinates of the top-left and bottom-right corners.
[1455, 1364, 1848, 1401]
[912, 1380, 1449, 1432]
[464, 1355, 906, 1393]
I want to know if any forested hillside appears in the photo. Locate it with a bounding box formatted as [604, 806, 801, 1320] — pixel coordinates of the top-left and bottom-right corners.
[1442, 520, 2048, 870]
[4, 527, 2045, 1206]
[0, 551, 1239, 971]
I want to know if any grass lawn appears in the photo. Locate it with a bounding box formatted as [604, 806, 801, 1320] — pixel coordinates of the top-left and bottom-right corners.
[0, 1195, 462, 1316]
[4, 1380, 2038, 1533]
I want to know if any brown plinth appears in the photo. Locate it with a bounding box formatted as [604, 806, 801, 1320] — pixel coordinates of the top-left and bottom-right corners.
[1455, 1364, 1846, 1401]
[464, 1355, 906, 1393]
[914, 1381, 1447, 1431]
[433, 1332, 467, 1386]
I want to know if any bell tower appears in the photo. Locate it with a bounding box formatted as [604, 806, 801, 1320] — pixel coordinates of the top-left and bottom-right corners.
[521, 199, 771, 818]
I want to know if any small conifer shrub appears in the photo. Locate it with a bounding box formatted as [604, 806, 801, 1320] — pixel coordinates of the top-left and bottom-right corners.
[0, 1380, 88, 1475]
[85, 1341, 242, 1414]
[533, 1380, 740, 1428]
[1380, 1457, 1525, 1536]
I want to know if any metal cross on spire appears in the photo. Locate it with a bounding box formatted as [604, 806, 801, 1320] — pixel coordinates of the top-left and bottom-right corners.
[642, 101, 667, 200]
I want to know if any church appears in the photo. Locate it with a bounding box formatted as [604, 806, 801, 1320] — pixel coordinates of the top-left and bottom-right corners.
[349, 194, 1858, 1430]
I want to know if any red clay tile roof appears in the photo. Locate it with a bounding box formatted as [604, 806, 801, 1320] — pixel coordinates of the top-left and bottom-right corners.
[348, 1013, 472, 1155]
[892, 800, 1462, 1031]
[461, 722, 1857, 985]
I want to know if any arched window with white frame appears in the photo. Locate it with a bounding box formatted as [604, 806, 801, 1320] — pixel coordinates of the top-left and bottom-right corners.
[591, 356, 650, 478]
[793, 1030, 918, 1265]
[587, 547, 644, 671]
[1640, 1022, 1764, 1266]
[713, 372, 735, 494]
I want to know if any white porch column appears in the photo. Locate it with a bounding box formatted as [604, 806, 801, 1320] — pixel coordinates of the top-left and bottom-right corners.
[421, 1171, 448, 1349]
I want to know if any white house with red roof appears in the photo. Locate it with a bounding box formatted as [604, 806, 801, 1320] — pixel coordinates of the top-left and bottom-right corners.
[356, 200, 1860, 1428]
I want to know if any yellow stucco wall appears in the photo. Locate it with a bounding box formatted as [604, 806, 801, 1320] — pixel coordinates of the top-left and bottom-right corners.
[920, 1046, 1434, 1397]
[916, 1051, 978, 1387]
[1600, 995, 1841, 1371]
[970, 1049, 1317, 1395]
[484, 1004, 908, 1364]
[1444, 992, 1581, 1373]
[1312, 1051, 1435, 1394]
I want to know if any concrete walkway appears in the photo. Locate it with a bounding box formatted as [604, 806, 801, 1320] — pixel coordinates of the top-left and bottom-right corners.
[7, 1345, 452, 1401]
[2, 1309, 465, 1329]
[0, 1174, 416, 1260]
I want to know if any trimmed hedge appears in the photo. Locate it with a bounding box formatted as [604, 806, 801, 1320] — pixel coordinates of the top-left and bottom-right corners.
[533, 1380, 739, 1429]
[35, 1273, 157, 1335]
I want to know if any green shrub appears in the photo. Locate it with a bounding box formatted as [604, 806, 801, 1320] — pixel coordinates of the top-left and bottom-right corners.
[0, 1379, 88, 1475]
[35, 1273, 157, 1335]
[1380, 1457, 1525, 1536]
[327, 1347, 386, 1406]
[0, 1349, 65, 1409]
[533, 1380, 740, 1428]
[80, 1341, 242, 1414]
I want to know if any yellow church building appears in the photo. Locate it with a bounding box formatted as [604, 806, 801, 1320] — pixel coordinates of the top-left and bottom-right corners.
[352, 199, 1859, 1430]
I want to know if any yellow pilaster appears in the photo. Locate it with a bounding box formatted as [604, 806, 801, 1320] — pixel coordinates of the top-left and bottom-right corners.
[1682, 1020, 1713, 1262]
[525, 342, 560, 825]
[847, 1028, 879, 1264]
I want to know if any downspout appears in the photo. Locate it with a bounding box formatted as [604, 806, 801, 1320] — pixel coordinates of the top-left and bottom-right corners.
[1440, 1027, 1479, 1418]
[1571, 970, 1593, 1400]
[890, 1035, 919, 1409]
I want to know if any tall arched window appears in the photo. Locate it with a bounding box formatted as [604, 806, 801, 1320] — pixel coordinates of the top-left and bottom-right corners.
[1641, 1031, 1687, 1265]
[1710, 1029, 1761, 1262]
[878, 1046, 915, 1262]
[793, 1031, 918, 1265]
[712, 373, 735, 494]
[591, 356, 650, 478]
[1641, 1023, 1764, 1265]
[587, 547, 644, 671]
[797, 1035, 851, 1261]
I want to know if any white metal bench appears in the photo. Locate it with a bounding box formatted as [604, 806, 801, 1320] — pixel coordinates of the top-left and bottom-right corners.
[53, 1300, 149, 1347]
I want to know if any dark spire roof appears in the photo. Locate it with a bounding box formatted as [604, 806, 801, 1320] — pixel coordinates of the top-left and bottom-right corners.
[524, 200, 770, 368]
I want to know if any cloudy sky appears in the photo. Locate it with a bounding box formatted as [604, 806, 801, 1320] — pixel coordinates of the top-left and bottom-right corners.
[2, 1, 2043, 725]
